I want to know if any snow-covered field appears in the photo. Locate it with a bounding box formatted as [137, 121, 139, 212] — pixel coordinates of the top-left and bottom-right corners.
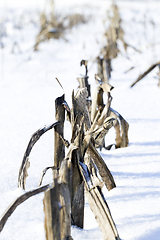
[0, 0, 160, 239]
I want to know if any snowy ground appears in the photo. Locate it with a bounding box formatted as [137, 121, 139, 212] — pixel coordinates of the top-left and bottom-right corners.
[0, 0, 160, 239]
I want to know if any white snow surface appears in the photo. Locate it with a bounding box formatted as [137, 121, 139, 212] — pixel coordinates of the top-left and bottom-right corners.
[0, 0, 160, 239]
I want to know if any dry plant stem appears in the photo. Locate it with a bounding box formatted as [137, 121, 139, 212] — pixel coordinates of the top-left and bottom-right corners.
[87, 142, 116, 190]
[158, 65, 160, 87]
[131, 62, 160, 87]
[18, 122, 59, 189]
[124, 66, 135, 73]
[44, 179, 61, 240]
[80, 59, 88, 76]
[70, 150, 84, 228]
[54, 94, 65, 168]
[59, 162, 74, 239]
[59, 159, 71, 239]
[91, 86, 100, 123]
[59, 183, 72, 240]
[70, 99, 86, 228]
[62, 113, 85, 229]
[0, 183, 50, 233]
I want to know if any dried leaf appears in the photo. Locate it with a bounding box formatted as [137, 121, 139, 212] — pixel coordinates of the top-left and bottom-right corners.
[74, 88, 91, 130]
[92, 117, 115, 148]
[110, 108, 129, 148]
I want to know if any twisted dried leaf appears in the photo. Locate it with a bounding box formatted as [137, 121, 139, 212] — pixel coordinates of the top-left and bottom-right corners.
[79, 162, 120, 240]
[38, 166, 58, 187]
[18, 122, 59, 189]
[110, 108, 129, 148]
[92, 117, 115, 148]
[87, 142, 116, 191]
[18, 157, 30, 190]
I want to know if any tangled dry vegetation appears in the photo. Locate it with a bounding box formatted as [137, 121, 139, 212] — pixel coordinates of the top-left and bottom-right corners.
[0, 56, 129, 240]
[0, 3, 130, 239]
[97, 1, 127, 83]
[34, 0, 89, 50]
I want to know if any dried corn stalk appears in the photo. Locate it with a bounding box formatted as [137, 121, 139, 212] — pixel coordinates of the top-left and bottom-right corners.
[91, 75, 129, 150]
[70, 82, 116, 191]
[99, 0, 140, 82]
[35, 2, 88, 51]
[73, 88, 91, 131]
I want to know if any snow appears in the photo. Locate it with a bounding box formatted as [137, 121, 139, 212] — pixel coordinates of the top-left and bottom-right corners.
[0, 0, 160, 239]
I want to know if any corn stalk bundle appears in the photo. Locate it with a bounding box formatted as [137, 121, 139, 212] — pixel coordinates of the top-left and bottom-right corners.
[0, 62, 129, 240]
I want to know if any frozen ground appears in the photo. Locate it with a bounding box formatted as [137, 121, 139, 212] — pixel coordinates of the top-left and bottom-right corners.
[0, 0, 160, 239]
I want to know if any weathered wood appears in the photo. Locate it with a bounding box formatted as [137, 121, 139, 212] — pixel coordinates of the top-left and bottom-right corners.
[87, 142, 116, 191]
[54, 94, 65, 168]
[18, 122, 59, 189]
[0, 183, 50, 232]
[79, 162, 120, 240]
[44, 179, 61, 240]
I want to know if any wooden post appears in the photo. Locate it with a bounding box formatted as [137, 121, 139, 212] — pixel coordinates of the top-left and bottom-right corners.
[54, 94, 65, 168]
[43, 179, 61, 240]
